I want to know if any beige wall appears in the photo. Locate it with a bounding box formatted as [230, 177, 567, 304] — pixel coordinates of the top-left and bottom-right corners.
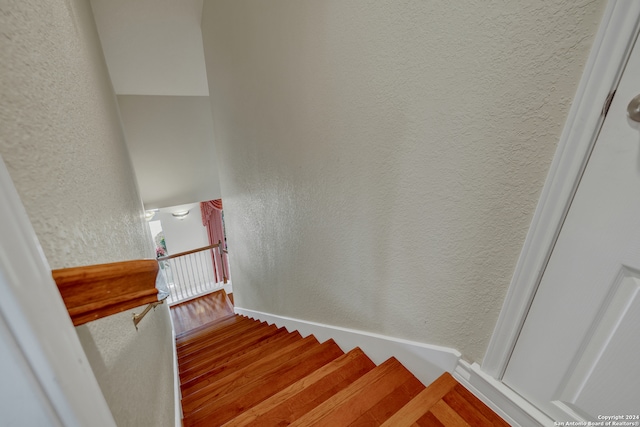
[0, 1, 174, 425]
[202, 0, 605, 363]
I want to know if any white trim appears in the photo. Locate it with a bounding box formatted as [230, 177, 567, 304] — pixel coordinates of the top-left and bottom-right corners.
[234, 307, 460, 387]
[454, 361, 555, 427]
[169, 317, 183, 426]
[483, 0, 640, 379]
[0, 156, 116, 426]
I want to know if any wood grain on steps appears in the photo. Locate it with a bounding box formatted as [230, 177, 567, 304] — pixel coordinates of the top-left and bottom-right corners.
[349, 374, 425, 426]
[171, 290, 234, 335]
[178, 327, 279, 377]
[178, 322, 278, 368]
[179, 325, 289, 373]
[176, 314, 244, 344]
[182, 334, 321, 414]
[177, 319, 263, 355]
[178, 320, 276, 359]
[380, 371, 457, 426]
[224, 347, 377, 426]
[172, 295, 510, 427]
[175, 315, 239, 344]
[288, 357, 420, 426]
[444, 384, 510, 427]
[381, 372, 510, 427]
[184, 339, 345, 427]
[177, 316, 261, 351]
[180, 329, 304, 396]
[180, 329, 298, 385]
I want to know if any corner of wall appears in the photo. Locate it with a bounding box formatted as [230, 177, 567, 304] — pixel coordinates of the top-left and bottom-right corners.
[233, 306, 460, 388]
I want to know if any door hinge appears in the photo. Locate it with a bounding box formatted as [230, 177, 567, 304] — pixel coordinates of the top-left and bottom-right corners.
[602, 90, 616, 118]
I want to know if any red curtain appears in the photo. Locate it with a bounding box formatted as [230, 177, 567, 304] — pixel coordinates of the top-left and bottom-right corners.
[200, 199, 230, 283]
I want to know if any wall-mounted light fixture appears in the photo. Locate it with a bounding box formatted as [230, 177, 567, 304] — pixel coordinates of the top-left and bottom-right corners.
[172, 209, 190, 219]
[144, 209, 159, 221]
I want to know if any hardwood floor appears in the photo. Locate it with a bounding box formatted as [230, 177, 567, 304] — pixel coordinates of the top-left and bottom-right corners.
[172, 292, 509, 426]
[170, 290, 234, 335]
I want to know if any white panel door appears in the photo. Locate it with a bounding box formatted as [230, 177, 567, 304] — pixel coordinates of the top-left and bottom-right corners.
[503, 35, 640, 422]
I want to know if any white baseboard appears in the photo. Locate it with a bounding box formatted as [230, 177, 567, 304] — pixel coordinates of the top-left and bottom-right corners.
[235, 307, 553, 426]
[454, 361, 554, 427]
[234, 307, 460, 387]
[169, 317, 182, 427]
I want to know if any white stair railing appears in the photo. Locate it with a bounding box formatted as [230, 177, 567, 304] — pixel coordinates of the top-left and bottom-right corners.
[157, 242, 229, 305]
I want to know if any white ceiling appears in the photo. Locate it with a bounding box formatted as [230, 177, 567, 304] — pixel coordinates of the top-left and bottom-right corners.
[90, 0, 209, 96]
[90, 0, 221, 209]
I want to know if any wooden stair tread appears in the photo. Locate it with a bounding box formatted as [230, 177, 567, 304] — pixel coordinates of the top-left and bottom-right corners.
[179, 321, 281, 364]
[179, 326, 289, 384]
[178, 317, 263, 350]
[348, 375, 425, 426]
[177, 319, 269, 357]
[178, 319, 272, 359]
[180, 329, 298, 383]
[225, 347, 377, 426]
[288, 357, 415, 426]
[381, 372, 458, 426]
[180, 328, 305, 397]
[182, 334, 321, 413]
[415, 411, 446, 427]
[178, 322, 277, 368]
[184, 339, 345, 427]
[175, 315, 238, 344]
[172, 299, 510, 427]
[448, 384, 510, 427]
[176, 314, 250, 345]
[175, 311, 240, 339]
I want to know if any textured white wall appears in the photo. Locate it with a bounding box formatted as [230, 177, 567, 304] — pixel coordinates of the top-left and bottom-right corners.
[202, 0, 605, 363]
[0, 1, 174, 425]
[158, 203, 209, 254]
[118, 95, 222, 209]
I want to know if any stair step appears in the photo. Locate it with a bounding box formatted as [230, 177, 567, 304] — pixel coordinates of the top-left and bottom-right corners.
[172, 302, 510, 427]
[179, 321, 280, 363]
[178, 322, 276, 366]
[175, 311, 239, 339]
[225, 347, 377, 426]
[288, 357, 418, 426]
[178, 319, 270, 359]
[180, 328, 299, 383]
[180, 329, 292, 384]
[380, 372, 457, 426]
[349, 374, 425, 425]
[184, 339, 345, 427]
[180, 328, 304, 397]
[181, 334, 321, 414]
[180, 316, 262, 348]
[424, 399, 471, 426]
[176, 314, 250, 346]
[177, 318, 268, 357]
[443, 383, 510, 427]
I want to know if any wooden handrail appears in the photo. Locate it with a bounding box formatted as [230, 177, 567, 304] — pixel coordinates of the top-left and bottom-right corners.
[52, 259, 159, 326]
[157, 244, 218, 261]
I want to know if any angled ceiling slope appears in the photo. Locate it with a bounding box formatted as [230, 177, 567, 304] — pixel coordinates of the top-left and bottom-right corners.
[90, 0, 209, 96]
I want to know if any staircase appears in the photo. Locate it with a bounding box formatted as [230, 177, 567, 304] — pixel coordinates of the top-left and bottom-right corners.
[176, 312, 509, 426]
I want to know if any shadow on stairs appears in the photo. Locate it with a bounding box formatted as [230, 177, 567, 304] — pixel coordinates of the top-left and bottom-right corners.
[173, 293, 509, 426]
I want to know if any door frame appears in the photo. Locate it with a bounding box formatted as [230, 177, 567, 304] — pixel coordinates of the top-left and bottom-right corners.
[0, 156, 116, 426]
[482, 0, 640, 379]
